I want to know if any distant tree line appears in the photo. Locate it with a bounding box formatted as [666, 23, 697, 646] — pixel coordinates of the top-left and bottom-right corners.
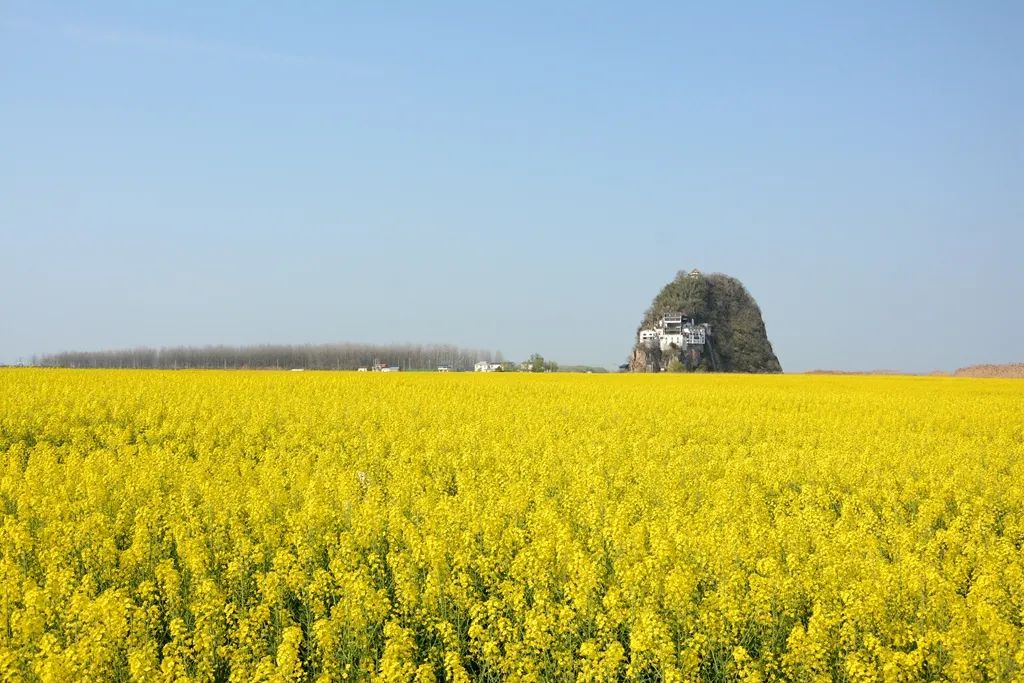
[556, 365, 608, 373]
[36, 343, 501, 371]
[524, 353, 560, 373]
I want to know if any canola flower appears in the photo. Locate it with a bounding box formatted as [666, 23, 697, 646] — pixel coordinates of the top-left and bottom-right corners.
[0, 368, 1022, 682]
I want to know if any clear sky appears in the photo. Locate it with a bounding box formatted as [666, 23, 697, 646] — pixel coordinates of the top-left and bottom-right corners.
[2, 2, 1022, 371]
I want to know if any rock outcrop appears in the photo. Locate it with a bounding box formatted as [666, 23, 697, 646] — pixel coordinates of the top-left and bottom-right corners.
[630, 270, 782, 373]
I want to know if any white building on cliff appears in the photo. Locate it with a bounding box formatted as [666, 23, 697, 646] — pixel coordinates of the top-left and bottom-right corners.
[638, 313, 711, 352]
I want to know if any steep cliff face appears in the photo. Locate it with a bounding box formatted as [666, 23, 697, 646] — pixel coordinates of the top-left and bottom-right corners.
[631, 271, 782, 373]
[628, 344, 659, 373]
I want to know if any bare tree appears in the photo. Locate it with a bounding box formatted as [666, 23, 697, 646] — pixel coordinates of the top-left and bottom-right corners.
[38, 342, 497, 371]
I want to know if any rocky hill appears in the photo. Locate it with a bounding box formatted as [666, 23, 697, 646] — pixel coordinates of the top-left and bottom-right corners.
[629, 270, 782, 373]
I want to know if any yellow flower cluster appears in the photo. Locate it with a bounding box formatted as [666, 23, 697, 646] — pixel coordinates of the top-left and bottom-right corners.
[1, 369, 1022, 681]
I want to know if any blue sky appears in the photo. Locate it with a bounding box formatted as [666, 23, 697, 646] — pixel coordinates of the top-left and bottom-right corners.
[2, 2, 1021, 371]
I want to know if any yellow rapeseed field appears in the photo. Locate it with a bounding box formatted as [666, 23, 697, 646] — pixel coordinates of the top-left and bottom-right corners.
[1, 369, 1022, 682]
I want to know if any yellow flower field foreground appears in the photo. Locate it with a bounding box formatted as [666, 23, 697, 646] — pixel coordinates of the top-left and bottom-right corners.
[1, 369, 1022, 682]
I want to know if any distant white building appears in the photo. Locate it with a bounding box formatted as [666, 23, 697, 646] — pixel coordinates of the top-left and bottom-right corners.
[683, 326, 707, 345]
[661, 333, 684, 349]
[639, 329, 658, 343]
[474, 361, 503, 372]
[639, 312, 711, 352]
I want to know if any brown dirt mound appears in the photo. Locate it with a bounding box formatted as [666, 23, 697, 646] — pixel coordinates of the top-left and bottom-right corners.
[952, 363, 1024, 379]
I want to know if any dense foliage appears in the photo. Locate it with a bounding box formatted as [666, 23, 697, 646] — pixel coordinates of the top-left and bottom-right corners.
[1, 370, 1022, 681]
[639, 272, 782, 373]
